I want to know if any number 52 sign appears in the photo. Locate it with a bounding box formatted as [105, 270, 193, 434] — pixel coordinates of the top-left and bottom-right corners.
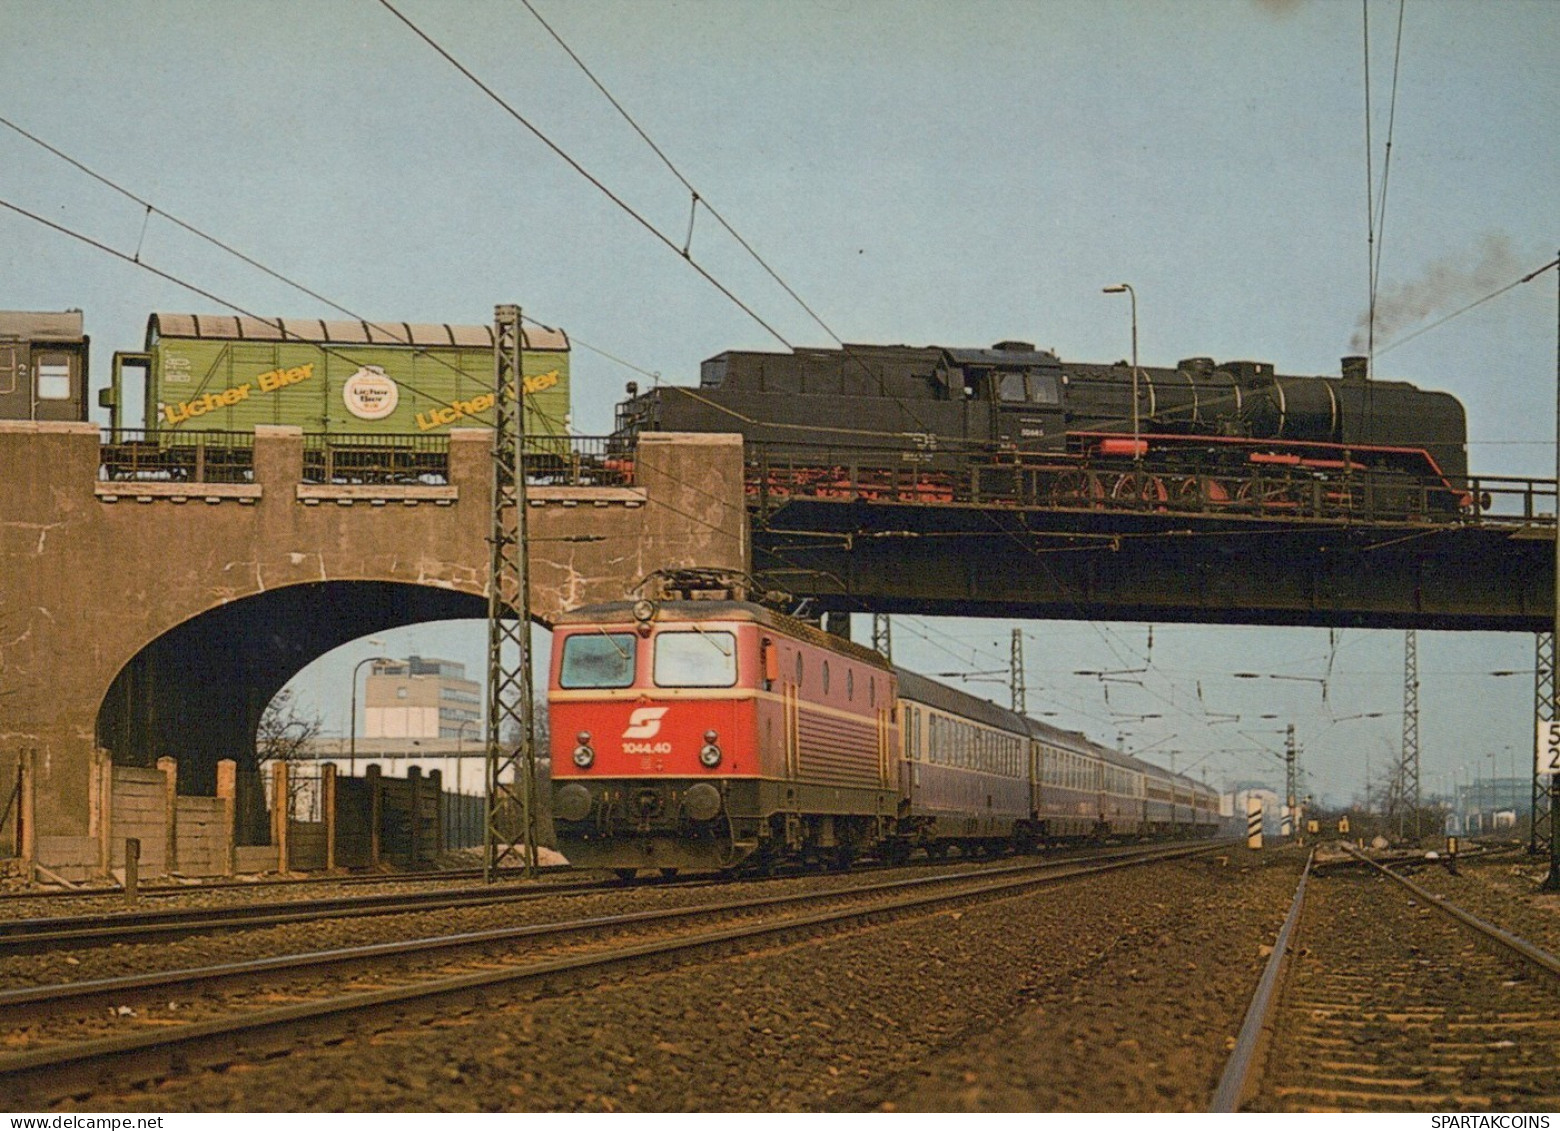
[1538, 719, 1560, 776]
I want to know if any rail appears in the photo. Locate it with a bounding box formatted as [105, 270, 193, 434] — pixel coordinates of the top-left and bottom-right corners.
[746, 442, 1559, 529]
[1210, 850, 1312, 1112]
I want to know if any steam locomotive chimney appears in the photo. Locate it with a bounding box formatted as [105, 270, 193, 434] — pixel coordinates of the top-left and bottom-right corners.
[1341, 356, 1369, 381]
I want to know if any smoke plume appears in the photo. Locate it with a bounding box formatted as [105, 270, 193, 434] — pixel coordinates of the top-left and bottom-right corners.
[1351, 233, 1524, 352]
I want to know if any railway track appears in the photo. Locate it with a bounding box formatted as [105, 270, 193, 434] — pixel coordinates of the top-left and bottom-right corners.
[1216, 845, 1560, 1112]
[0, 870, 723, 953]
[0, 864, 557, 905]
[0, 840, 1200, 953]
[0, 840, 1223, 1105]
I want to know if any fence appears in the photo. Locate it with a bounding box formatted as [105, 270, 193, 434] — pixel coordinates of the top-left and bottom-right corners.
[10, 750, 504, 883]
[96, 430, 634, 489]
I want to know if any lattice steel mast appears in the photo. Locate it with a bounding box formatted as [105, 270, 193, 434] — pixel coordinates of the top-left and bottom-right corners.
[1284, 723, 1298, 838]
[485, 304, 538, 881]
[1396, 628, 1421, 841]
[1532, 632, 1554, 857]
[1010, 628, 1027, 714]
[871, 613, 892, 662]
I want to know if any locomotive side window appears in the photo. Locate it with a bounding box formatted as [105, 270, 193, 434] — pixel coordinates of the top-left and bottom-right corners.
[654, 631, 737, 688]
[821, 661, 830, 694]
[559, 632, 637, 689]
[795, 653, 804, 686]
[0, 347, 16, 395]
[846, 668, 854, 701]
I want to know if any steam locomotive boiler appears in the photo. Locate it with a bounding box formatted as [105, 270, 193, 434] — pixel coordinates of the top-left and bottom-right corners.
[612, 342, 1470, 515]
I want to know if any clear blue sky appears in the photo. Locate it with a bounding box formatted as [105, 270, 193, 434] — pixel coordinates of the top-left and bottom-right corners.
[3, 0, 1555, 805]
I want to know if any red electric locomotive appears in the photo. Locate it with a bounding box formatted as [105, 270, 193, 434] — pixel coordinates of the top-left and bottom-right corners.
[549, 599, 899, 876]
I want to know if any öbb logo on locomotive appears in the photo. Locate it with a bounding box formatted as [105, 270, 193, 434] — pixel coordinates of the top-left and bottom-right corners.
[622, 707, 670, 740]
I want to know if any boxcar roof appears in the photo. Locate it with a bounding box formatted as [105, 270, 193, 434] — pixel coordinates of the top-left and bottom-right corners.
[148, 313, 568, 352]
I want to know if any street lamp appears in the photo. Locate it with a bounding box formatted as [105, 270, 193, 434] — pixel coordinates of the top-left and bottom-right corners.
[348, 641, 388, 778]
[1102, 283, 1141, 464]
[454, 718, 479, 797]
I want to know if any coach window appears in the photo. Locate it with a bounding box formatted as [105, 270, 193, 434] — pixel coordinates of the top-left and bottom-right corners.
[655, 631, 737, 688]
[35, 354, 72, 400]
[559, 632, 637, 689]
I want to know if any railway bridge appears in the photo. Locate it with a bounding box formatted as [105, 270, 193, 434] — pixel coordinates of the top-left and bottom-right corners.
[1, 423, 1554, 876]
[0, 423, 747, 873]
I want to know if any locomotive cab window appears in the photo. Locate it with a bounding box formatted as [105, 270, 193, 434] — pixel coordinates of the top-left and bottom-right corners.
[1027, 372, 1060, 405]
[560, 632, 637, 689]
[654, 631, 737, 688]
[996, 372, 1027, 402]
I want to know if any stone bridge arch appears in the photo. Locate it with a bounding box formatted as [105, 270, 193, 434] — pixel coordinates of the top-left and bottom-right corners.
[0, 421, 746, 875]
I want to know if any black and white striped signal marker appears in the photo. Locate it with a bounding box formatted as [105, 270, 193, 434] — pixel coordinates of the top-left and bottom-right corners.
[1246, 797, 1263, 849]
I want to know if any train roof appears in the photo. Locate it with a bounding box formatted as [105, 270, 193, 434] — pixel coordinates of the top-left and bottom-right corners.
[552, 600, 894, 670]
[894, 668, 1030, 734]
[556, 602, 1220, 797]
[147, 313, 569, 352]
[0, 310, 84, 341]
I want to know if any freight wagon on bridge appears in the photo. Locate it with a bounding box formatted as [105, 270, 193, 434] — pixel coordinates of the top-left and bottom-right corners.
[100, 313, 571, 439]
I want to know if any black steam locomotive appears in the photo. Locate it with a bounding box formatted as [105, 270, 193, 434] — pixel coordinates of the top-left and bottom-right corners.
[612, 342, 1470, 517]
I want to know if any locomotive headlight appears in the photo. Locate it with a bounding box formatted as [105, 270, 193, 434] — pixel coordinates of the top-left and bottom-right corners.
[572, 732, 595, 769]
[699, 742, 722, 768]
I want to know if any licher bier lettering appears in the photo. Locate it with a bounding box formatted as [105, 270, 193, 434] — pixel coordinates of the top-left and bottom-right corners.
[414, 369, 559, 431]
[161, 363, 314, 425]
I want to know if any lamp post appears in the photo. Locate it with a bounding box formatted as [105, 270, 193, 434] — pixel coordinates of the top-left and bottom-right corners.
[1102, 283, 1141, 465]
[348, 643, 388, 778]
[454, 718, 479, 797]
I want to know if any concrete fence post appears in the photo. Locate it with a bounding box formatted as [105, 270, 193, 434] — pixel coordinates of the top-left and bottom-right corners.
[322, 762, 337, 872]
[428, 768, 444, 856]
[408, 766, 423, 867]
[367, 764, 383, 868]
[271, 760, 290, 875]
[18, 749, 35, 878]
[124, 837, 139, 905]
[88, 748, 109, 879]
[215, 759, 236, 876]
[157, 756, 178, 877]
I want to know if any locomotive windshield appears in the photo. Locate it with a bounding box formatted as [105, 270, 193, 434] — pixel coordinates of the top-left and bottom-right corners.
[654, 631, 737, 688]
[559, 632, 637, 689]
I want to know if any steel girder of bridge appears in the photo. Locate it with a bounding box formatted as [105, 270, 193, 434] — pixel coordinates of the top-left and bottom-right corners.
[748, 496, 1555, 632]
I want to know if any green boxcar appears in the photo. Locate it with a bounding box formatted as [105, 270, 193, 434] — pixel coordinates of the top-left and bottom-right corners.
[105, 313, 569, 438]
